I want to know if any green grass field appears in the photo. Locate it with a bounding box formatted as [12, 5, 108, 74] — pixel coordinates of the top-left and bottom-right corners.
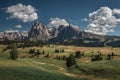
[0, 53, 88, 80]
[0, 45, 88, 80]
[0, 44, 120, 80]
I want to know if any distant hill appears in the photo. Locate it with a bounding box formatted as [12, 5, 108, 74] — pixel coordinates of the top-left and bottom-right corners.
[0, 31, 28, 41]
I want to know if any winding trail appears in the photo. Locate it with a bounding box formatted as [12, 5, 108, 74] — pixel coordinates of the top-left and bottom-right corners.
[22, 59, 108, 80]
[45, 62, 108, 80]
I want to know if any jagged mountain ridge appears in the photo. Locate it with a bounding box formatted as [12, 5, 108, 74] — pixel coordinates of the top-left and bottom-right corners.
[26, 21, 120, 47]
[0, 21, 120, 47]
[0, 31, 28, 41]
[27, 22, 85, 42]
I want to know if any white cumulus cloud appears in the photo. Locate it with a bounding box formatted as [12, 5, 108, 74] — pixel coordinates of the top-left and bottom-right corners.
[47, 17, 69, 28]
[113, 9, 120, 15]
[5, 29, 19, 33]
[85, 7, 120, 35]
[15, 25, 22, 28]
[81, 18, 88, 21]
[6, 3, 38, 22]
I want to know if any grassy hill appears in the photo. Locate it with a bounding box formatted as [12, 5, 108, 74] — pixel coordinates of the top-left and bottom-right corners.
[68, 60, 120, 80]
[0, 45, 88, 80]
[0, 44, 120, 80]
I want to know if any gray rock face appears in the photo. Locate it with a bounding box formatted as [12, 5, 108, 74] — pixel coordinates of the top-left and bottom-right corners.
[49, 28, 59, 38]
[28, 22, 50, 41]
[50, 24, 84, 42]
[49, 25, 66, 38]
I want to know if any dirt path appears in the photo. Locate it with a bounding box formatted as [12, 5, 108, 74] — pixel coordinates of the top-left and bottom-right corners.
[50, 64, 107, 80]
[23, 60, 108, 80]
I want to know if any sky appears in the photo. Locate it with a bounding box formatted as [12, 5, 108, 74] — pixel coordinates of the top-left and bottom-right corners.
[0, 0, 120, 36]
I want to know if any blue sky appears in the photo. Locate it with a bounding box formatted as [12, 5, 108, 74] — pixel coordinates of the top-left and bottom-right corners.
[0, 0, 120, 36]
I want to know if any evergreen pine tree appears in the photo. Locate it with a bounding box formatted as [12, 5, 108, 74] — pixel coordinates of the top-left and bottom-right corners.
[10, 44, 18, 60]
[66, 54, 76, 67]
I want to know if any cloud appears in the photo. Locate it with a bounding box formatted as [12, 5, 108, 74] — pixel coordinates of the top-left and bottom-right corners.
[113, 9, 120, 15]
[47, 17, 69, 28]
[85, 7, 120, 35]
[5, 29, 19, 33]
[6, 3, 38, 22]
[15, 25, 22, 28]
[81, 18, 88, 21]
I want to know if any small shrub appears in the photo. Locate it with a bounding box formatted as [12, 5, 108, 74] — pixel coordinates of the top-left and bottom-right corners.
[105, 54, 113, 60]
[74, 51, 84, 58]
[44, 53, 49, 58]
[36, 49, 41, 55]
[111, 52, 115, 56]
[60, 49, 64, 53]
[29, 49, 35, 54]
[62, 55, 66, 60]
[91, 54, 103, 61]
[55, 49, 59, 53]
[41, 50, 45, 54]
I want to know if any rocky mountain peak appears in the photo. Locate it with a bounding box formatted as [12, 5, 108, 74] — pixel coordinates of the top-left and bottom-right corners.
[28, 21, 50, 41]
[49, 24, 83, 42]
